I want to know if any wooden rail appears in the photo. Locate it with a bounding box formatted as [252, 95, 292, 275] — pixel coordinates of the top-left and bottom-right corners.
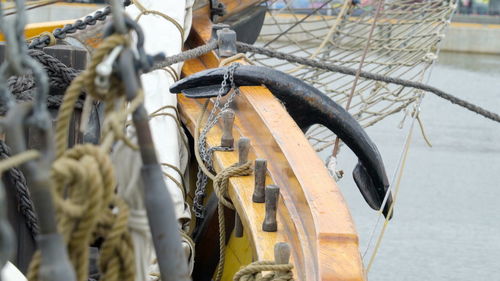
[177, 4, 366, 281]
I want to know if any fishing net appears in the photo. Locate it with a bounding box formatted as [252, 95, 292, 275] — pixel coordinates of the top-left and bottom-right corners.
[255, 0, 457, 153]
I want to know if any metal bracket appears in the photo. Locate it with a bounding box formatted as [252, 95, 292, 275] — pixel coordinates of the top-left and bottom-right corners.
[216, 27, 237, 58]
[210, 0, 226, 22]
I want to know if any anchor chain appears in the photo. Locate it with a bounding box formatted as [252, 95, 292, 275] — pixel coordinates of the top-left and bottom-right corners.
[194, 63, 241, 219]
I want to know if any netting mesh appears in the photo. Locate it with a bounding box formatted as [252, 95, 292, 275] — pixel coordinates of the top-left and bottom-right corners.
[255, 0, 456, 152]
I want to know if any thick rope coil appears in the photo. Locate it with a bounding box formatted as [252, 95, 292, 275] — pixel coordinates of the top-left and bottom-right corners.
[0, 49, 82, 116]
[213, 161, 253, 281]
[8, 49, 79, 92]
[233, 261, 294, 281]
[26, 144, 135, 281]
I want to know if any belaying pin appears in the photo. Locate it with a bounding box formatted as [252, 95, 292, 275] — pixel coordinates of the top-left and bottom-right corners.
[237, 137, 250, 165]
[252, 159, 267, 203]
[234, 137, 250, 238]
[220, 109, 235, 148]
[274, 242, 291, 279]
[262, 185, 279, 232]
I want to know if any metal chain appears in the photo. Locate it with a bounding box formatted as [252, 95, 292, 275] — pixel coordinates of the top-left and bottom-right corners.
[27, 0, 138, 50]
[28, 6, 110, 49]
[193, 63, 240, 218]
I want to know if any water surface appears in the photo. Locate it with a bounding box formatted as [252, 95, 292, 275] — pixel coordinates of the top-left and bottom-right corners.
[332, 51, 500, 281]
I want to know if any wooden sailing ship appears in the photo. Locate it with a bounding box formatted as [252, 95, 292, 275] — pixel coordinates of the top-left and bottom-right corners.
[0, 0, 430, 280]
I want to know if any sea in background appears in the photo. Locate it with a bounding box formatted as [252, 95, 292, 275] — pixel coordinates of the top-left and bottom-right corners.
[326, 51, 500, 281]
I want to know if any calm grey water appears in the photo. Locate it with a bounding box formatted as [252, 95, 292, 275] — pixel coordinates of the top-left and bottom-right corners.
[331, 52, 500, 280]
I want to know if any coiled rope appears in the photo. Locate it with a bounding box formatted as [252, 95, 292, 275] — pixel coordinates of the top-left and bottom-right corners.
[0, 49, 82, 116]
[233, 261, 294, 281]
[27, 145, 135, 281]
[27, 34, 137, 281]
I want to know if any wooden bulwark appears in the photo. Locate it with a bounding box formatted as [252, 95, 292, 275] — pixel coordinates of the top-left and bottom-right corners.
[178, 4, 366, 281]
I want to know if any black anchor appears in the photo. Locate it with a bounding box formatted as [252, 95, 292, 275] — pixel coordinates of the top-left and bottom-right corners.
[170, 64, 394, 219]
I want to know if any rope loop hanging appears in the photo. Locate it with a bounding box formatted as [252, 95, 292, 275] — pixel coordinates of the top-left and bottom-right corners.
[213, 161, 253, 281]
[213, 162, 253, 210]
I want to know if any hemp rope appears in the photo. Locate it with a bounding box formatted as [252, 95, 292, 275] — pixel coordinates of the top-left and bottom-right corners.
[26, 144, 135, 281]
[233, 261, 294, 281]
[26, 34, 136, 281]
[213, 161, 253, 281]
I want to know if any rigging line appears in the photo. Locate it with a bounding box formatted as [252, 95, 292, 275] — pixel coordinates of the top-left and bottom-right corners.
[260, 0, 336, 49]
[332, 0, 385, 157]
[286, 0, 351, 75]
[365, 112, 415, 275]
[236, 42, 500, 123]
[360, 2, 453, 259]
[361, 100, 420, 260]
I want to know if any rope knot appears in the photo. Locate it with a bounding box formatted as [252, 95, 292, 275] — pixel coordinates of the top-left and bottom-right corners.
[213, 161, 252, 209]
[233, 261, 294, 281]
[28, 144, 135, 281]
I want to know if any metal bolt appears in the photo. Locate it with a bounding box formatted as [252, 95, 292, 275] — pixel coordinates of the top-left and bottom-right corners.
[262, 185, 279, 232]
[252, 159, 267, 203]
[221, 109, 235, 148]
[238, 137, 250, 165]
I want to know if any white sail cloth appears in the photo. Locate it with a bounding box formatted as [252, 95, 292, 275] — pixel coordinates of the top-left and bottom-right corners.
[1, 262, 26, 281]
[112, 0, 195, 280]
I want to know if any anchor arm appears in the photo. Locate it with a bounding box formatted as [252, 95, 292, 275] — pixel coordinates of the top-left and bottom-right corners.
[170, 65, 394, 219]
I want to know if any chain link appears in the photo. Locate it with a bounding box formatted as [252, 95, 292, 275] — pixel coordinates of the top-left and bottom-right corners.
[193, 63, 240, 218]
[28, 6, 114, 49]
